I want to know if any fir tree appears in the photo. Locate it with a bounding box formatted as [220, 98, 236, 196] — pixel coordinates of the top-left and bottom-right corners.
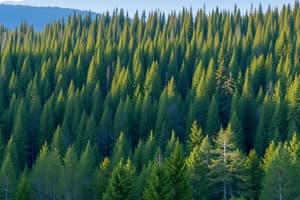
[31, 144, 62, 200]
[244, 150, 263, 200]
[209, 127, 248, 200]
[187, 120, 203, 152]
[186, 145, 209, 200]
[205, 94, 220, 136]
[166, 140, 192, 200]
[143, 161, 173, 200]
[15, 170, 32, 200]
[103, 159, 136, 200]
[0, 152, 16, 200]
[260, 143, 300, 200]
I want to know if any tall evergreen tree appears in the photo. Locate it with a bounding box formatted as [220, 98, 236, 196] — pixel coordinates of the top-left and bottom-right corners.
[166, 140, 192, 200]
[260, 143, 300, 200]
[31, 144, 62, 200]
[244, 150, 263, 200]
[143, 161, 173, 200]
[209, 127, 248, 200]
[111, 132, 131, 166]
[0, 152, 16, 200]
[186, 145, 209, 200]
[59, 146, 79, 200]
[15, 170, 32, 200]
[93, 157, 111, 200]
[187, 120, 203, 152]
[103, 159, 136, 200]
[205, 94, 220, 136]
[77, 142, 96, 200]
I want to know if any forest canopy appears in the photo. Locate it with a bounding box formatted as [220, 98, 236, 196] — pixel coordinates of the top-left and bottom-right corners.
[0, 2, 300, 200]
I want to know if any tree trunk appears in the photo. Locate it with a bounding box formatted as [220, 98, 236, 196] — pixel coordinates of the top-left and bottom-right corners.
[224, 180, 227, 200]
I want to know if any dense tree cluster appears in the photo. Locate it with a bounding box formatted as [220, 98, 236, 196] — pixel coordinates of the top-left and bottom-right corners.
[0, 2, 300, 199]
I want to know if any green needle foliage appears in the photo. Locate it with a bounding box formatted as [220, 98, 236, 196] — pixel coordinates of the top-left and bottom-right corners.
[0, 2, 299, 199]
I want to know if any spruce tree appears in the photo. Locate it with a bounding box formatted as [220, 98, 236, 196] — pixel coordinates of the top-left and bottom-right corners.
[15, 170, 32, 200]
[244, 150, 263, 200]
[93, 157, 111, 200]
[228, 111, 244, 152]
[186, 145, 209, 200]
[77, 142, 96, 200]
[209, 127, 248, 200]
[59, 146, 79, 200]
[103, 159, 136, 200]
[143, 161, 173, 200]
[166, 140, 192, 200]
[260, 143, 300, 200]
[31, 144, 62, 200]
[205, 94, 220, 136]
[0, 152, 16, 200]
[111, 132, 131, 166]
[187, 120, 203, 152]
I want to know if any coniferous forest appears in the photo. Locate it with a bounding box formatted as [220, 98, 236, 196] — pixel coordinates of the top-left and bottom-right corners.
[0, 2, 300, 200]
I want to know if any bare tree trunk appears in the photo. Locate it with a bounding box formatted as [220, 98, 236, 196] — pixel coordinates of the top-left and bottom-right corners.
[223, 180, 228, 200]
[223, 137, 227, 200]
[279, 174, 282, 200]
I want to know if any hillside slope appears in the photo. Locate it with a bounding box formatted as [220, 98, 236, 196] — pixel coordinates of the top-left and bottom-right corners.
[0, 4, 96, 30]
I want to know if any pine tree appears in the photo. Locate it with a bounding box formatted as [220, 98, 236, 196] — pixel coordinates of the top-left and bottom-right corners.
[134, 164, 150, 200]
[51, 125, 66, 156]
[133, 140, 144, 173]
[99, 106, 113, 156]
[31, 144, 62, 200]
[12, 99, 29, 170]
[205, 94, 220, 136]
[143, 131, 157, 164]
[0, 152, 16, 200]
[255, 95, 276, 156]
[39, 96, 55, 147]
[59, 146, 79, 200]
[77, 142, 96, 200]
[27, 77, 42, 166]
[15, 170, 32, 200]
[111, 132, 131, 166]
[187, 120, 203, 152]
[239, 71, 257, 151]
[260, 143, 300, 200]
[4, 136, 19, 175]
[271, 97, 288, 141]
[288, 75, 300, 133]
[228, 111, 244, 152]
[186, 145, 209, 200]
[139, 92, 154, 140]
[143, 161, 173, 200]
[209, 127, 248, 200]
[244, 150, 263, 200]
[113, 100, 129, 137]
[166, 140, 192, 200]
[93, 157, 111, 200]
[144, 61, 162, 100]
[103, 159, 136, 200]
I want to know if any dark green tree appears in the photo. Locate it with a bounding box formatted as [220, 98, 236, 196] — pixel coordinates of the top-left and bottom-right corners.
[209, 127, 248, 200]
[166, 140, 192, 200]
[15, 170, 32, 200]
[0, 151, 16, 200]
[244, 150, 263, 200]
[205, 94, 220, 136]
[143, 161, 173, 200]
[187, 120, 203, 152]
[103, 159, 136, 200]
